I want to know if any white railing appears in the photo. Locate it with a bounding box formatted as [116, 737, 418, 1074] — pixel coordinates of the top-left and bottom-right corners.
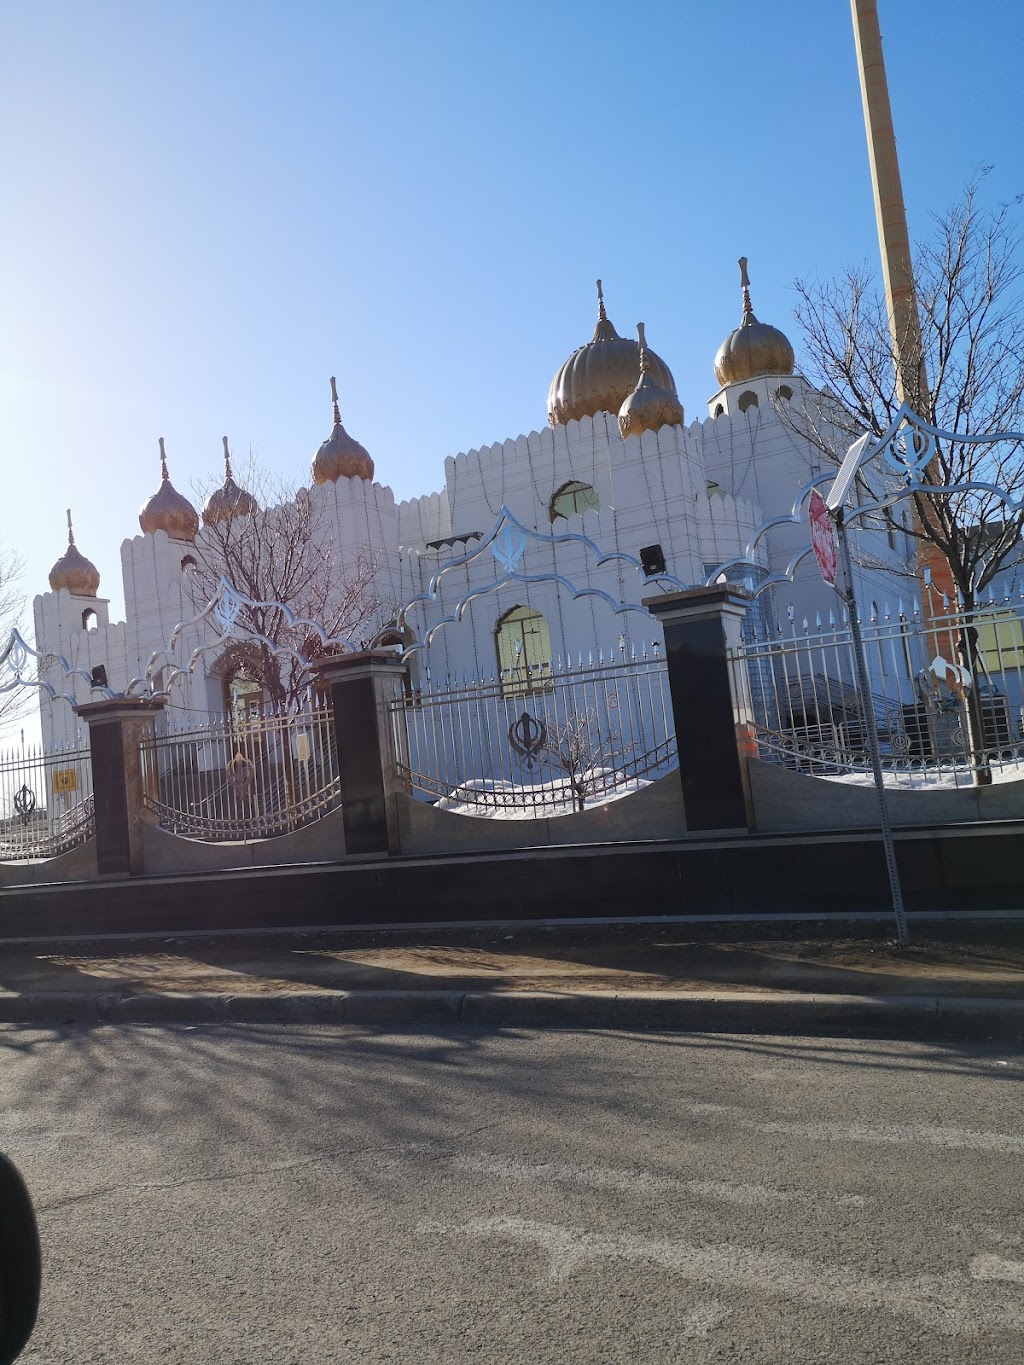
[0, 741, 94, 861]
[139, 704, 339, 841]
[733, 597, 1024, 789]
[391, 649, 676, 817]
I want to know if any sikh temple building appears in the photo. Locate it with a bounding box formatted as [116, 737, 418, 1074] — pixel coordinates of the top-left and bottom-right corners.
[34, 266, 911, 748]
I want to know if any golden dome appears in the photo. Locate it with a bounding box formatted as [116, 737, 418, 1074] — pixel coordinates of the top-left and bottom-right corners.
[548, 280, 677, 428]
[139, 439, 200, 541]
[618, 323, 685, 437]
[713, 257, 795, 388]
[311, 377, 374, 484]
[48, 510, 100, 597]
[203, 437, 259, 526]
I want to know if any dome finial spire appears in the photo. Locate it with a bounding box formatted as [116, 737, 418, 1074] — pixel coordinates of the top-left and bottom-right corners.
[222, 435, 232, 480]
[636, 321, 649, 373]
[618, 321, 685, 437]
[311, 375, 374, 484]
[49, 509, 100, 596]
[738, 257, 753, 317]
[141, 438, 200, 540]
[714, 259, 795, 387]
[596, 279, 607, 323]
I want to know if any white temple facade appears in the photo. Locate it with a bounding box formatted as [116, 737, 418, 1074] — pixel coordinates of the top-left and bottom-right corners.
[34, 266, 914, 749]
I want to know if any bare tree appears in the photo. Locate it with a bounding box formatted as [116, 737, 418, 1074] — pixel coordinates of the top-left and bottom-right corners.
[789, 177, 1024, 782]
[791, 175, 1024, 606]
[543, 706, 626, 812]
[190, 459, 393, 711]
[0, 544, 28, 734]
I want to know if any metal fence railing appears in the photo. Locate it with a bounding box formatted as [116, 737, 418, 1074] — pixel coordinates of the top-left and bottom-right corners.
[0, 740, 94, 861]
[732, 597, 1024, 788]
[139, 704, 339, 841]
[390, 649, 676, 817]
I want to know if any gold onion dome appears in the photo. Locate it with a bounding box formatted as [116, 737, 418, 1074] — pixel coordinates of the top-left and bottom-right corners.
[547, 280, 677, 428]
[139, 438, 200, 541]
[48, 510, 100, 596]
[311, 377, 374, 484]
[618, 323, 685, 437]
[202, 437, 259, 526]
[713, 257, 795, 387]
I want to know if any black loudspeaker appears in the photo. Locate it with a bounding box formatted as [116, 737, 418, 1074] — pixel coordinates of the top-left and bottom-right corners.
[639, 544, 666, 577]
[90, 665, 108, 689]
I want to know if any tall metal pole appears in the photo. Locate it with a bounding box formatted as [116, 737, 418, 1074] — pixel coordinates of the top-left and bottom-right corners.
[849, 0, 926, 408]
[850, 0, 955, 619]
[836, 508, 910, 946]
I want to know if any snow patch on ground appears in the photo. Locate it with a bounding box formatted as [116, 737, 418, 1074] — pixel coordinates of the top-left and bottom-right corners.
[435, 768, 659, 820]
[818, 761, 1024, 791]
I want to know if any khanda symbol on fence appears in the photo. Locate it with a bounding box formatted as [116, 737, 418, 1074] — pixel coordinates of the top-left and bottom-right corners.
[508, 711, 547, 770]
[13, 784, 36, 826]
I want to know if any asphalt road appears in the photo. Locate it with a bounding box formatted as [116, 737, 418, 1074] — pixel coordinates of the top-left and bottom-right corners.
[1, 1023, 1022, 1364]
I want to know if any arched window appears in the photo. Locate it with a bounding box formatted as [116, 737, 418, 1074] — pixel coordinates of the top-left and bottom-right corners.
[495, 605, 552, 696]
[738, 391, 759, 413]
[713, 403, 725, 418]
[181, 554, 197, 573]
[82, 608, 98, 631]
[549, 480, 599, 523]
[774, 384, 793, 402]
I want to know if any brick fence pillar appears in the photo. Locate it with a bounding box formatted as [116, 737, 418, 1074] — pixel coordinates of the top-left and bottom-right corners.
[643, 586, 753, 832]
[311, 652, 409, 857]
[74, 697, 166, 876]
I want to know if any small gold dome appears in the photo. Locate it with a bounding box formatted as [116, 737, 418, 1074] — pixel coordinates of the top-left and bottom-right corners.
[311, 377, 374, 484]
[203, 437, 259, 526]
[618, 323, 685, 437]
[139, 439, 200, 541]
[49, 510, 100, 597]
[713, 257, 795, 388]
[548, 281, 677, 428]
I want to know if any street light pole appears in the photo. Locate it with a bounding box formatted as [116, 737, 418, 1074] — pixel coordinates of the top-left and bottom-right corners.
[835, 507, 910, 946]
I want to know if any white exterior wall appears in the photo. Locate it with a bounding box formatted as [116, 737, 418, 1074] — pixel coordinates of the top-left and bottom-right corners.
[32, 376, 918, 746]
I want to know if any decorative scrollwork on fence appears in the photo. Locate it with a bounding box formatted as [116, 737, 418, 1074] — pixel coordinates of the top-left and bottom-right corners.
[0, 628, 117, 710]
[125, 577, 362, 700]
[380, 504, 704, 661]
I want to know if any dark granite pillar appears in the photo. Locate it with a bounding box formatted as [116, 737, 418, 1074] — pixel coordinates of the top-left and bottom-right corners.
[312, 652, 409, 857]
[74, 698, 166, 876]
[643, 586, 753, 832]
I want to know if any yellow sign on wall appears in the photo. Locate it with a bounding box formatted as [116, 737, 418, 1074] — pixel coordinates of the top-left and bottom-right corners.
[52, 769, 78, 793]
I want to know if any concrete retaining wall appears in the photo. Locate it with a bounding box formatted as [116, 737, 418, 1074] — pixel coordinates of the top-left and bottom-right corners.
[0, 837, 98, 887]
[396, 769, 686, 855]
[749, 758, 1024, 832]
[140, 805, 347, 874]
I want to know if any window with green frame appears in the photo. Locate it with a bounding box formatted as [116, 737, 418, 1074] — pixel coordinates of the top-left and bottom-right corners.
[495, 605, 553, 696]
[549, 480, 599, 523]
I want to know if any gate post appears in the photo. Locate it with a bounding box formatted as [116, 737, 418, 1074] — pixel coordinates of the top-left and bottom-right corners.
[311, 651, 409, 857]
[74, 697, 166, 876]
[643, 585, 753, 832]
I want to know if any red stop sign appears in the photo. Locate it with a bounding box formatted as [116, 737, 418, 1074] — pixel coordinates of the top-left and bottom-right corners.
[809, 490, 837, 586]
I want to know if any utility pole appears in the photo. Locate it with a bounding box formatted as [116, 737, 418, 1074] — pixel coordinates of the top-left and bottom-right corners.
[849, 0, 926, 407]
[849, 0, 954, 605]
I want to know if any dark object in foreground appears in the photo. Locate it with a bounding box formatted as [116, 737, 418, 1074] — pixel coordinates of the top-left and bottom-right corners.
[0, 1153, 40, 1362]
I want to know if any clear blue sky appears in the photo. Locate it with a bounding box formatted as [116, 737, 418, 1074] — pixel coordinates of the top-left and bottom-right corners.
[1, 0, 1021, 631]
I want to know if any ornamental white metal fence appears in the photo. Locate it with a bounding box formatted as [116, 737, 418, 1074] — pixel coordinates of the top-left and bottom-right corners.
[0, 740, 94, 861]
[733, 596, 1024, 788]
[139, 704, 339, 841]
[391, 648, 676, 817]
